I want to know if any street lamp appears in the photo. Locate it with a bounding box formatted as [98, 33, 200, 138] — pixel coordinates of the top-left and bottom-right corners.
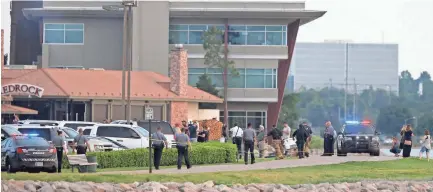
[103, 0, 137, 124]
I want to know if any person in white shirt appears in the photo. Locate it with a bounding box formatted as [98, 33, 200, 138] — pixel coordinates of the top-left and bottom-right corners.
[282, 122, 291, 139]
[230, 123, 244, 159]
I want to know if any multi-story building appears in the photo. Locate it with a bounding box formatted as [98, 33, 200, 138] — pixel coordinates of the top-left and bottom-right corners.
[287, 42, 399, 93]
[18, 0, 325, 128]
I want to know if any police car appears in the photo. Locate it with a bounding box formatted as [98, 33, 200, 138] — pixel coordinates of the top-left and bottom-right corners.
[336, 120, 380, 156]
[1, 134, 57, 173]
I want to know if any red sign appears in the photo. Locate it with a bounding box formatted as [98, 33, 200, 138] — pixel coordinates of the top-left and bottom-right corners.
[1, 84, 44, 98]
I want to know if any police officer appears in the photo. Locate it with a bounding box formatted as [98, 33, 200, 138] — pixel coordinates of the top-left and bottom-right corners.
[73, 128, 91, 155]
[175, 128, 191, 170]
[322, 121, 335, 156]
[268, 125, 284, 159]
[53, 130, 67, 173]
[243, 123, 256, 165]
[292, 124, 309, 159]
[257, 125, 266, 158]
[152, 127, 168, 170]
[302, 122, 313, 157]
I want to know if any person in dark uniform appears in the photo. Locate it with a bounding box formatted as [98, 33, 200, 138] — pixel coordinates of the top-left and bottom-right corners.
[73, 128, 91, 155]
[302, 122, 313, 157]
[268, 125, 284, 159]
[151, 127, 168, 170]
[175, 128, 191, 170]
[52, 130, 67, 173]
[243, 123, 256, 165]
[293, 124, 309, 159]
[322, 121, 335, 156]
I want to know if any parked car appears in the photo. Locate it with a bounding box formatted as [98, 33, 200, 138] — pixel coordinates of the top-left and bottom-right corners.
[336, 120, 380, 156]
[19, 120, 97, 131]
[91, 137, 128, 151]
[110, 120, 138, 126]
[81, 124, 149, 149]
[1, 135, 57, 173]
[137, 120, 176, 148]
[61, 127, 113, 152]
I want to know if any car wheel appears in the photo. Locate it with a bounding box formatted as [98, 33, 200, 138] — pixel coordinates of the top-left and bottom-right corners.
[47, 168, 57, 173]
[6, 158, 17, 173]
[374, 150, 380, 156]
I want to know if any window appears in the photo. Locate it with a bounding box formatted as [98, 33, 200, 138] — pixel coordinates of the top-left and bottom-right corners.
[96, 126, 119, 137]
[221, 111, 267, 129]
[169, 24, 224, 45]
[188, 68, 276, 88]
[83, 129, 91, 135]
[16, 137, 49, 147]
[44, 23, 84, 44]
[17, 128, 52, 141]
[64, 123, 94, 131]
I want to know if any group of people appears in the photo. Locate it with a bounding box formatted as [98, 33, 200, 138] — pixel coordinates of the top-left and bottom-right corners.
[174, 121, 209, 143]
[390, 124, 431, 161]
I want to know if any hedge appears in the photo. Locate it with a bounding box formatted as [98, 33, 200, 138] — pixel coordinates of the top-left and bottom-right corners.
[62, 142, 237, 169]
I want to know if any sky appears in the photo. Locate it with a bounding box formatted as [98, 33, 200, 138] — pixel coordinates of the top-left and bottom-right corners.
[1, 0, 432, 78]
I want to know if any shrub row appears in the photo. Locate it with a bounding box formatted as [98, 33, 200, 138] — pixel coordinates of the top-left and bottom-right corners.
[62, 142, 237, 169]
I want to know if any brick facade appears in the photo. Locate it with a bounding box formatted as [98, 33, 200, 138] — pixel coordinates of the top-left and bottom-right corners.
[169, 46, 188, 96]
[169, 46, 189, 125]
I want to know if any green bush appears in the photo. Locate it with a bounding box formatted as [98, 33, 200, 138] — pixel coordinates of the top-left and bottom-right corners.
[62, 142, 237, 169]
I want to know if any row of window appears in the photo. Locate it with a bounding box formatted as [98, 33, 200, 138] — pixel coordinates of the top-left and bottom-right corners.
[44, 23, 84, 44]
[169, 24, 287, 46]
[42, 23, 288, 46]
[188, 68, 277, 89]
[220, 111, 267, 129]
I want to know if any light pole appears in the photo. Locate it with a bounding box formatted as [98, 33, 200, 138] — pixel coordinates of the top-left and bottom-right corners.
[103, 0, 137, 124]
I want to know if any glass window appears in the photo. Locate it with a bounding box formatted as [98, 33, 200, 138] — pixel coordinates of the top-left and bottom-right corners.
[188, 74, 201, 86]
[189, 68, 206, 73]
[189, 25, 207, 31]
[65, 24, 83, 30]
[169, 31, 188, 44]
[283, 32, 287, 45]
[228, 32, 246, 45]
[229, 117, 246, 129]
[135, 127, 149, 137]
[169, 25, 188, 30]
[83, 129, 91, 135]
[45, 30, 64, 44]
[247, 117, 262, 129]
[265, 75, 273, 88]
[266, 32, 283, 45]
[228, 25, 246, 31]
[65, 31, 84, 43]
[266, 26, 282, 31]
[15, 137, 49, 147]
[247, 26, 265, 31]
[247, 112, 262, 116]
[229, 111, 246, 116]
[208, 25, 225, 31]
[222, 111, 267, 128]
[45, 24, 64, 30]
[189, 31, 204, 44]
[96, 126, 119, 137]
[17, 128, 52, 141]
[207, 68, 222, 74]
[228, 74, 245, 88]
[210, 74, 223, 87]
[246, 69, 265, 75]
[247, 32, 265, 45]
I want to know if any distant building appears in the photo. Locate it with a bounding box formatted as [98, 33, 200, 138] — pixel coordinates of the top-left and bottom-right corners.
[286, 42, 399, 94]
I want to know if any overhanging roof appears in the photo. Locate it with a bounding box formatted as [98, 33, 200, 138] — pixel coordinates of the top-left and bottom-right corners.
[23, 7, 325, 25]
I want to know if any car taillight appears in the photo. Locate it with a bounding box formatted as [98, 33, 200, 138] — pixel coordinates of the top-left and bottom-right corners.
[49, 148, 57, 153]
[17, 147, 24, 154]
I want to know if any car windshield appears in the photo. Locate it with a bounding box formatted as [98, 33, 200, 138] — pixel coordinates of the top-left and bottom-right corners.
[134, 127, 149, 137]
[18, 128, 52, 141]
[344, 124, 375, 135]
[137, 121, 174, 135]
[62, 128, 78, 138]
[15, 137, 50, 147]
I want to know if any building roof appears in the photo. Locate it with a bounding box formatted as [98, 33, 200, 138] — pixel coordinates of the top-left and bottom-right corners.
[1, 104, 39, 115]
[1, 68, 223, 103]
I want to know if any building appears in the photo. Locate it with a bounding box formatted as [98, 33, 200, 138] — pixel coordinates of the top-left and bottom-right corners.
[287, 42, 399, 93]
[1, 47, 222, 124]
[15, 0, 326, 128]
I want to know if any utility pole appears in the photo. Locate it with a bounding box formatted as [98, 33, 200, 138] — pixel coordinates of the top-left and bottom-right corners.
[344, 43, 349, 121]
[353, 78, 356, 120]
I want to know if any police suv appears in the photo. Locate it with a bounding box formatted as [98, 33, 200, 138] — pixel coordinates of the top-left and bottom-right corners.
[1, 134, 57, 173]
[336, 120, 380, 156]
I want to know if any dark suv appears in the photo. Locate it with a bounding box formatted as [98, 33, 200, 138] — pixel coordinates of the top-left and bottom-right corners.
[336, 121, 380, 156]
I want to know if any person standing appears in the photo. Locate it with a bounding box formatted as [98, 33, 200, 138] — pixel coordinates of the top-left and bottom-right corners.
[73, 128, 91, 155]
[222, 124, 228, 143]
[322, 121, 335, 156]
[281, 122, 291, 155]
[257, 125, 266, 158]
[175, 128, 192, 169]
[152, 127, 168, 170]
[52, 130, 68, 173]
[419, 130, 431, 161]
[402, 124, 414, 158]
[268, 125, 284, 159]
[182, 121, 190, 136]
[243, 123, 256, 165]
[189, 122, 198, 143]
[302, 122, 313, 157]
[292, 124, 309, 159]
[230, 123, 244, 159]
[174, 123, 182, 134]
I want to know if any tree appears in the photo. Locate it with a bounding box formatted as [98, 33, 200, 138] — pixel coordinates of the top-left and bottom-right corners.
[202, 26, 237, 137]
[278, 94, 300, 129]
[416, 112, 433, 135]
[195, 74, 219, 109]
[376, 105, 413, 135]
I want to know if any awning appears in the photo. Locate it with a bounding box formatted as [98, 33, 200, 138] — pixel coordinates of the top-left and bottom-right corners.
[1, 104, 39, 115]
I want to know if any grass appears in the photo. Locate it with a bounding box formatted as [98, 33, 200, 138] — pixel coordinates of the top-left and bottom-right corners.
[2, 158, 432, 185]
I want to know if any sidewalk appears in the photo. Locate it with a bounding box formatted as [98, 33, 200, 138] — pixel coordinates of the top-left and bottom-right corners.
[100, 155, 397, 175]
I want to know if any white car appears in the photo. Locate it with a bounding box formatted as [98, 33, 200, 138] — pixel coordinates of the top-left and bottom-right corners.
[19, 120, 97, 131]
[136, 120, 177, 148]
[82, 124, 150, 149]
[61, 127, 114, 152]
[110, 120, 138, 126]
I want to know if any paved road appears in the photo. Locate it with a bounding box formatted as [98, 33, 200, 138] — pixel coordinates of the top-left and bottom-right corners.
[100, 154, 398, 175]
